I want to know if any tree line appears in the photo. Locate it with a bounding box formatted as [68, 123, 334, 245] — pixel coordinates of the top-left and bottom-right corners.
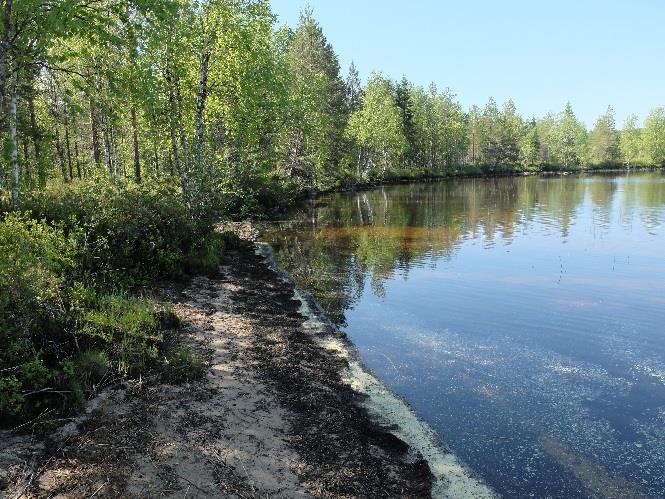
[0, 1, 664, 211]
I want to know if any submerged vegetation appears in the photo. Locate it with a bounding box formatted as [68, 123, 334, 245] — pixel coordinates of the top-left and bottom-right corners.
[0, 0, 663, 427]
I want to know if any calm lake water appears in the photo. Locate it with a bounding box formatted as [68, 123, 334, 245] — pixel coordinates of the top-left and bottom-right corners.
[262, 172, 665, 498]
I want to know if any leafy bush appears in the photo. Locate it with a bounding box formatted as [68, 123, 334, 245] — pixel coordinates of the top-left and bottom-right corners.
[183, 232, 226, 274]
[21, 180, 217, 286]
[0, 180, 222, 426]
[0, 377, 25, 418]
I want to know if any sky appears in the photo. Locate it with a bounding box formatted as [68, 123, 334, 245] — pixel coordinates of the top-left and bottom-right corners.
[269, 0, 665, 128]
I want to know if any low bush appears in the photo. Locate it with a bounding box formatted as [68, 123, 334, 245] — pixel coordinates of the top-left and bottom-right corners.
[0, 181, 227, 427]
[21, 181, 217, 286]
[0, 213, 169, 426]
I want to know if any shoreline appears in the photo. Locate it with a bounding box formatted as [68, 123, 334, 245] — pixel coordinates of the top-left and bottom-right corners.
[256, 242, 495, 498]
[2, 230, 455, 498]
[272, 166, 663, 213]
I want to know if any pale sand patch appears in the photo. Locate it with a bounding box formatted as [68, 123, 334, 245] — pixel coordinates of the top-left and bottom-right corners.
[3, 274, 308, 498]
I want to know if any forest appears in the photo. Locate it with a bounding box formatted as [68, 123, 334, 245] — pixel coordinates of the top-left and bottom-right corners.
[0, 0, 664, 426]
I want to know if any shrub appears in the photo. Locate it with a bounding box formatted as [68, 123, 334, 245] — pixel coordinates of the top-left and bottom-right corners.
[21, 180, 216, 286]
[183, 232, 226, 274]
[0, 212, 166, 426]
[0, 377, 25, 418]
[1, 179, 227, 427]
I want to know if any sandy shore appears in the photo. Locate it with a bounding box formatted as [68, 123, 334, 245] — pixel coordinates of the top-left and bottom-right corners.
[1, 227, 492, 498]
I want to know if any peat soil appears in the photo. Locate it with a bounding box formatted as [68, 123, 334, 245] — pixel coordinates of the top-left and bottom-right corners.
[1, 230, 431, 498]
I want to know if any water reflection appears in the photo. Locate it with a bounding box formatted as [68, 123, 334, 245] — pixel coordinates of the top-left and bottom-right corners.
[265, 173, 664, 327]
[262, 172, 665, 498]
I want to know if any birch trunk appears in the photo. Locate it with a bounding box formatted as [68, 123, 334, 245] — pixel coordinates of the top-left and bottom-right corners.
[65, 122, 73, 181]
[101, 114, 113, 181]
[0, 0, 12, 120]
[165, 59, 181, 173]
[90, 102, 101, 165]
[193, 49, 210, 168]
[55, 127, 68, 183]
[74, 141, 81, 179]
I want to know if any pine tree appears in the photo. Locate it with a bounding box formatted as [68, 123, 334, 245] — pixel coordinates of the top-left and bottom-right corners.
[394, 76, 417, 167]
[345, 62, 362, 113]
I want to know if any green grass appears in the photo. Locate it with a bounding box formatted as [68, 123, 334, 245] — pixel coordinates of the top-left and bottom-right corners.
[162, 347, 205, 384]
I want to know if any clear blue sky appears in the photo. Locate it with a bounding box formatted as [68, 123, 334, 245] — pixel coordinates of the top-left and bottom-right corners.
[270, 0, 664, 129]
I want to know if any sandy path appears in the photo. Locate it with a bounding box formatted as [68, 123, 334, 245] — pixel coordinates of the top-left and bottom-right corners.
[2, 239, 431, 498]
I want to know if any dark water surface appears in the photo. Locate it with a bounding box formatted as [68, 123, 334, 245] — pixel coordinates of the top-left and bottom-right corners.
[262, 173, 665, 498]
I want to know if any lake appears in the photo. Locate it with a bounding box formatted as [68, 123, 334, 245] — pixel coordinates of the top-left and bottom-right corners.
[261, 172, 665, 498]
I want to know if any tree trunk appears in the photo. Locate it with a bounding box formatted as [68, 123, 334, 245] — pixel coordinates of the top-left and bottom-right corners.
[176, 83, 188, 161]
[0, 0, 12, 120]
[153, 135, 160, 177]
[110, 124, 120, 183]
[90, 102, 101, 166]
[65, 122, 73, 181]
[193, 49, 211, 168]
[9, 59, 18, 206]
[28, 92, 46, 187]
[101, 115, 113, 181]
[131, 106, 141, 182]
[22, 138, 30, 184]
[74, 140, 81, 179]
[165, 60, 181, 173]
[55, 127, 69, 183]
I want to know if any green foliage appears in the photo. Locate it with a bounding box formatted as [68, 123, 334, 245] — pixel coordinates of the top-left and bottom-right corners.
[482, 100, 522, 171]
[0, 181, 224, 426]
[282, 8, 349, 189]
[21, 180, 215, 285]
[621, 115, 643, 166]
[0, 214, 74, 352]
[0, 377, 25, 418]
[183, 232, 226, 275]
[346, 73, 407, 178]
[551, 103, 587, 169]
[409, 84, 468, 171]
[162, 347, 205, 384]
[643, 107, 665, 166]
[589, 106, 621, 166]
[520, 119, 542, 168]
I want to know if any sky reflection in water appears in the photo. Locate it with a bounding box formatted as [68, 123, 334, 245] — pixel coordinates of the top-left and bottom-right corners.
[263, 173, 665, 498]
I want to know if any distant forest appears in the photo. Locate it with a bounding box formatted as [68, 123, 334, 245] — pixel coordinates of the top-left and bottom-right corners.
[1, 2, 664, 209]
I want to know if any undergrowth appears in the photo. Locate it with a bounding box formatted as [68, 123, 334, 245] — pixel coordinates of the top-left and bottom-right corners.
[0, 181, 228, 429]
